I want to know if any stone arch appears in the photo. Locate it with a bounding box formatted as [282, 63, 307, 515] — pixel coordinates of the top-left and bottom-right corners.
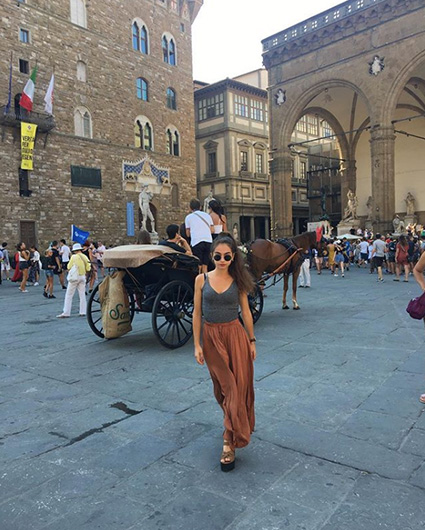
[297, 106, 349, 162]
[279, 79, 373, 149]
[382, 49, 425, 124]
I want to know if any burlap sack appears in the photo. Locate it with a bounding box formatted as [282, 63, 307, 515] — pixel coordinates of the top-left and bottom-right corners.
[98, 271, 132, 339]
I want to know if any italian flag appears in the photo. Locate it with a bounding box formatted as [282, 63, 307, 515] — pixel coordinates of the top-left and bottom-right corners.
[20, 66, 37, 112]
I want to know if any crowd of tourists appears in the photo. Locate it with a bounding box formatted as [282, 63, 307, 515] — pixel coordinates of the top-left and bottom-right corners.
[297, 232, 425, 288]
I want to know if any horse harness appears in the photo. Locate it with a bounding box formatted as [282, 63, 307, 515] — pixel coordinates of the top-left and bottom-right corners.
[275, 238, 303, 274]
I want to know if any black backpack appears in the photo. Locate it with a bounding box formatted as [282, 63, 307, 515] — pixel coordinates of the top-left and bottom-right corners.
[40, 255, 49, 270]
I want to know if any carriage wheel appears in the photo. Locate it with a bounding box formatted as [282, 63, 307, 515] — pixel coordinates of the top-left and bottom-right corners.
[152, 280, 194, 349]
[249, 284, 264, 324]
[239, 284, 264, 325]
[87, 282, 136, 339]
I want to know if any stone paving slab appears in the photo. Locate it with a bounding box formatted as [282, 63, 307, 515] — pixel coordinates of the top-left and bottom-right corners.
[320, 474, 425, 530]
[1, 268, 425, 529]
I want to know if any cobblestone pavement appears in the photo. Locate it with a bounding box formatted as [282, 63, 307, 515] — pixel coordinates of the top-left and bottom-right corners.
[1, 267, 425, 530]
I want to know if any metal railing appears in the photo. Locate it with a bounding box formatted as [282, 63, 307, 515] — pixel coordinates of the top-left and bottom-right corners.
[262, 0, 385, 52]
[0, 105, 56, 133]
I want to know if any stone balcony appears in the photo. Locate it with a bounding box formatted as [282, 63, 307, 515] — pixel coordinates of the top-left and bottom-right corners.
[0, 105, 56, 133]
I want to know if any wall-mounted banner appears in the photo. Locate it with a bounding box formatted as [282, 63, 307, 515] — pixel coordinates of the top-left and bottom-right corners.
[126, 202, 135, 237]
[21, 122, 38, 170]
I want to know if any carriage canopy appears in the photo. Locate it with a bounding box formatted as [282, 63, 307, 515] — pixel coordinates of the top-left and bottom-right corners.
[103, 244, 198, 269]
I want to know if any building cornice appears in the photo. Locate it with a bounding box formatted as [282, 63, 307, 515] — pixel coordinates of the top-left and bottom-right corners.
[187, 0, 204, 23]
[194, 78, 268, 99]
[262, 0, 424, 67]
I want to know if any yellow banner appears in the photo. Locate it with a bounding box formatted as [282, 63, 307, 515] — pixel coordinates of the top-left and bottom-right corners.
[21, 122, 38, 170]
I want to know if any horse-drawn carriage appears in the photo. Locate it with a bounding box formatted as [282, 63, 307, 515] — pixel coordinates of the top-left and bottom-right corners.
[86, 245, 264, 349]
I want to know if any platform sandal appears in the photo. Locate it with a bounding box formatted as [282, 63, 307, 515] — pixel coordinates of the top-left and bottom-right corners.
[220, 441, 235, 472]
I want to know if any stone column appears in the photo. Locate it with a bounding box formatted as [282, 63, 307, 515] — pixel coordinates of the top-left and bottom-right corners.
[265, 217, 270, 239]
[270, 150, 293, 237]
[369, 126, 396, 234]
[250, 217, 255, 240]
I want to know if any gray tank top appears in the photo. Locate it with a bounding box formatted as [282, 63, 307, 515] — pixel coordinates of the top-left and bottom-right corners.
[202, 274, 239, 323]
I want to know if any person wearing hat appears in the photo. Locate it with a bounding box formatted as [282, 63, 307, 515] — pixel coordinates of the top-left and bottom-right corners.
[56, 243, 91, 318]
[334, 240, 345, 277]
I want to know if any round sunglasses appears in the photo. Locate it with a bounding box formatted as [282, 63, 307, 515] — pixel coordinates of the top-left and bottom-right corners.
[213, 254, 232, 262]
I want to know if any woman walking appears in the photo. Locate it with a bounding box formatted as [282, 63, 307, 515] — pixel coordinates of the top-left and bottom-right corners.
[57, 243, 91, 318]
[394, 235, 410, 282]
[17, 242, 30, 292]
[193, 233, 256, 472]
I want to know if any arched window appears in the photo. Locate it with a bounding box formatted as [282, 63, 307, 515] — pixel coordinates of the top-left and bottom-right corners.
[173, 131, 179, 156]
[74, 107, 92, 138]
[132, 19, 149, 54]
[162, 34, 177, 65]
[70, 0, 87, 28]
[162, 36, 169, 63]
[136, 78, 148, 101]
[166, 129, 173, 154]
[132, 22, 139, 51]
[144, 123, 152, 150]
[83, 112, 91, 138]
[169, 39, 176, 66]
[76, 60, 87, 82]
[140, 25, 148, 54]
[166, 88, 176, 110]
[166, 127, 180, 156]
[134, 116, 153, 151]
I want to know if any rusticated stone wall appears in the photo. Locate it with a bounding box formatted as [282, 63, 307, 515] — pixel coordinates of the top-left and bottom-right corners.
[0, 0, 200, 247]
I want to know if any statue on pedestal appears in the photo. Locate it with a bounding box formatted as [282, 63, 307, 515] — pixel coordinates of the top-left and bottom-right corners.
[203, 190, 215, 212]
[232, 223, 239, 242]
[366, 196, 373, 221]
[405, 192, 416, 217]
[139, 183, 156, 233]
[392, 214, 405, 234]
[343, 189, 358, 220]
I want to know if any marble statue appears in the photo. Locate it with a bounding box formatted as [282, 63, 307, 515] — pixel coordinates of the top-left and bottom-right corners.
[392, 214, 405, 234]
[405, 192, 416, 216]
[139, 183, 156, 233]
[203, 190, 215, 212]
[366, 196, 373, 221]
[343, 189, 358, 220]
[232, 223, 239, 242]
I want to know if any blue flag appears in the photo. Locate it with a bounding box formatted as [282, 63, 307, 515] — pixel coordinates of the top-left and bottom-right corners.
[126, 202, 135, 237]
[71, 225, 90, 245]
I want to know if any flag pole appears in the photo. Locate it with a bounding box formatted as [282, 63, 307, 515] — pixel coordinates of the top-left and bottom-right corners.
[4, 51, 13, 116]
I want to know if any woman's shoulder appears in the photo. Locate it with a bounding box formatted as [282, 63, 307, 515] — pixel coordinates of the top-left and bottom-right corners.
[195, 272, 206, 287]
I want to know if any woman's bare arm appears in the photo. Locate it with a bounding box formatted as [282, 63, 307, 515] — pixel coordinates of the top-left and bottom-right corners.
[193, 274, 205, 364]
[240, 292, 256, 360]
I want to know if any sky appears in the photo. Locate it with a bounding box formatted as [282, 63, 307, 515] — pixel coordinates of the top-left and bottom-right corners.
[192, 0, 343, 83]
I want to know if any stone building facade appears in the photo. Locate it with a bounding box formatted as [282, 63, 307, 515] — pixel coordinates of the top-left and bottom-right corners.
[0, 0, 203, 248]
[263, 0, 425, 237]
[194, 73, 270, 242]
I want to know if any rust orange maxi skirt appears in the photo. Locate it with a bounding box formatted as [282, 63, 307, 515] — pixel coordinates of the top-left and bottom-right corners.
[202, 318, 255, 449]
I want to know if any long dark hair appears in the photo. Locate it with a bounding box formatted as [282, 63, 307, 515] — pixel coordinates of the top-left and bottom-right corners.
[398, 235, 407, 247]
[211, 233, 254, 294]
[209, 199, 225, 223]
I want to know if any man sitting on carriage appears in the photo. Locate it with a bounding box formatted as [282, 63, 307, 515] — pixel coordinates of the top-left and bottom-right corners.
[159, 224, 192, 255]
